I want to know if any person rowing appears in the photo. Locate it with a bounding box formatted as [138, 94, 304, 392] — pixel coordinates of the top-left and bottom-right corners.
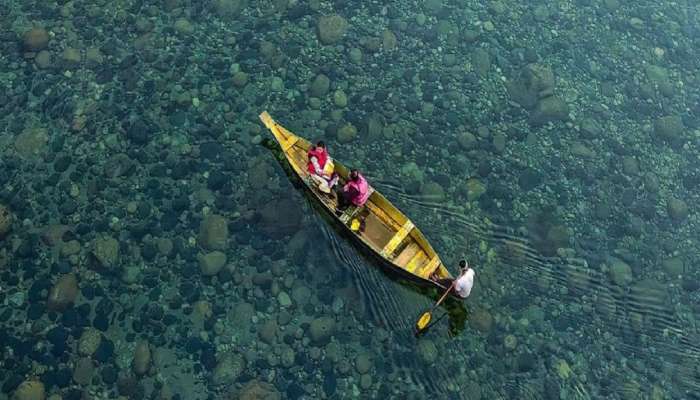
[431, 259, 475, 299]
[307, 141, 338, 193]
[335, 169, 371, 215]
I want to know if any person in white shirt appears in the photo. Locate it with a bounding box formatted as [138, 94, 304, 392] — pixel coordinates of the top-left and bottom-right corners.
[432, 260, 475, 298]
[453, 260, 475, 298]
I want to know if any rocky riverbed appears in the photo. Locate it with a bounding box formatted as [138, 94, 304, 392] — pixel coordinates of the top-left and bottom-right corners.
[1, 0, 699, 399]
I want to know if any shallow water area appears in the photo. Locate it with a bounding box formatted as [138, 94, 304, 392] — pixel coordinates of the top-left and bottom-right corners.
[1, 0, 699, 399]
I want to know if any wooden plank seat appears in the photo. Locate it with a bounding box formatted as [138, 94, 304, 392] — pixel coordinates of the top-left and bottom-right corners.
[415, 256, 441, 278]
[381, 220, 415, 258]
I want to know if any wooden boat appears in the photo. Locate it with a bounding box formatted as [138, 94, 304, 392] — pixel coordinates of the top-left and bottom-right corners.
[259, 111, 456, 293]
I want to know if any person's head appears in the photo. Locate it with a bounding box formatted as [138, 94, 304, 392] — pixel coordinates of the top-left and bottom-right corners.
[459, 259, 469, 271]
[316, 141, 326, 149]
[350, 170, 360, 182]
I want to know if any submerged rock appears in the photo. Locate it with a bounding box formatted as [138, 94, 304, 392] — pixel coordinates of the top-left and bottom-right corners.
[73, 358, 94, 385]
[235, 380, 281, 400]
[133, 340, 151, 376]
[199, 214, 229, 250]
[667, 197, 689, 222]
[653, 115, 684, 144]
[417, 339, 438, 364]
[23, 27, 50, 51]
[317, 15, 348, 45]
[506, 64, 555, 109]
[12, 379, 45, 400]
[212, 353, 245, 385]
[529, 96, 569, 126]
[608, 258, 633, 286]
[469, 308, 493, 334]
[0, 204, 13, 238]
[259, 199, 302, 239]
[93, 236, 119, 268]
[309, 316, 335, 345]
[47, 274, 79, 311]
[78, 328, 102, 356]
[198, 251, 227, 276]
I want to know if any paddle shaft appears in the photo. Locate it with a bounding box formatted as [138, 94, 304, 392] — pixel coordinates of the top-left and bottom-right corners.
[431, 278, 458, 312]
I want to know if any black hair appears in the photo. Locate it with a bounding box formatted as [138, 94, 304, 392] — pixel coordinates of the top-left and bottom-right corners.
[350, 170, 359, 181]
[459, 259, 467, 269]
[316, 141, 326, 148]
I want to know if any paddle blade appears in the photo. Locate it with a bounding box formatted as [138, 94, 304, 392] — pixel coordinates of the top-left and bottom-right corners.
[416, 312, 432, 331]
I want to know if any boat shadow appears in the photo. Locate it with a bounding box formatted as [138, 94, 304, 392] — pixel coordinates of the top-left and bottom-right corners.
[262, 138, 468, 336]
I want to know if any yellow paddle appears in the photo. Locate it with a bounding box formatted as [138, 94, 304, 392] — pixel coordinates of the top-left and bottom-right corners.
[415, 278, 457, 332]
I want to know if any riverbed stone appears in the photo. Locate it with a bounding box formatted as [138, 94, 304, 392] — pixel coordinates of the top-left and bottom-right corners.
[12, 379, 45, 400]
[212, 353, 245, 385]
[337, 123, 357, 143]
[653, 115, 684, 143]
[78, 328, 102, 356]
[93, 236, 119, 268]
[73, 358, 94, 385]
[662, 257, 684, 277]
[417, 339, 438, 364]
[0, 204, 13, 237]
[530, 96, 569, 125]
[198, 251, 227, 276]
[317, 15, 348, 45]
[667, 197, 689, 222]
[309, 316, 335, 345]
[237, 380, 281, 400]
[23, 27, 50, 51]
[507, 63, 555, 109]
[258, 320, 278, 344]
[421, 181, 445, 202]
[609, 258, 633, 286]
[469, 308, 493, 334]
[310, 74, 330, 97]
[457, 131, 477, 150]
[133, 340, 151, 376]
[14, 127, 49, 159]
[355, 353, 372, 374]
[198, 214, 228, 250]
[47, 273, 79, 311]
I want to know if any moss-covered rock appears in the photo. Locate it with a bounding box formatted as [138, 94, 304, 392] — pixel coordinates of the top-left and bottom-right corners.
[47, 273, 79, 311]
[198, 214, 229, 250]
[0, 204, 12, 238]
[507, 64, 555, 109]
[309, 316, 335, 345]
[12, 379, 45, 400]
[667, 197, 689, 222]
[337, 123, 357, 143]
[309, 74, 330, 97]
[22, 27, 49, 51]
[317, 15, 348, 45]
[653, 115, 684, 144]
[529, 96, 569, 125]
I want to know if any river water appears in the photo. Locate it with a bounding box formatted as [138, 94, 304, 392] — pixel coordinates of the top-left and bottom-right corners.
[0, 0, 699, 399]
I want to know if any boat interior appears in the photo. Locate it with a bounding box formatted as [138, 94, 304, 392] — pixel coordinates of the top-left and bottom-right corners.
[259, 112, 451, 281]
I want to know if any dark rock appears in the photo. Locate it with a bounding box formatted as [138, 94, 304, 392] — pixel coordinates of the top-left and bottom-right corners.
[207, 170, 227, 191]
[323, 373, 337, 395]
[94, 338, 114, 362]
[28, 303, 45, 319]
[125, 118, 152, 144]
[100, 365, 118, 385]
[47, 326, 69, 350]
[530, 96, 569, 125]
[287, 382, 305, 400]
[2, 374, 23, 393]
[518, 168, 543, 190]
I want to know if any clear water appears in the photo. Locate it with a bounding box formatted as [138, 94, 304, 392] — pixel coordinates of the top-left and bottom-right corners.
[0, 0, 699, 399]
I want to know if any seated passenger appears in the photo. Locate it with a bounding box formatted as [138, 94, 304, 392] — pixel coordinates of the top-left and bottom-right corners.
[307, 141, 338, 193]
[336, 169, 371, 213]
